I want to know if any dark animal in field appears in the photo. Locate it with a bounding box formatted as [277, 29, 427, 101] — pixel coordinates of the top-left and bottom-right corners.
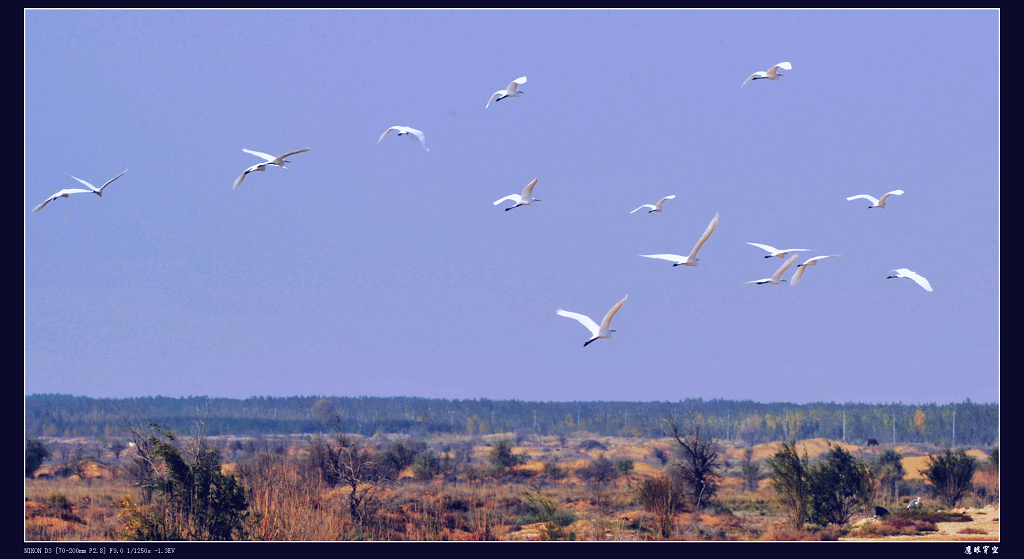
[874, 506, 890, 518]
[867, 438, 879, 446]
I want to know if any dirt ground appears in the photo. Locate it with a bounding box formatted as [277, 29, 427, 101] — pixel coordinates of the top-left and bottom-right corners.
[843, 504, 999, 542]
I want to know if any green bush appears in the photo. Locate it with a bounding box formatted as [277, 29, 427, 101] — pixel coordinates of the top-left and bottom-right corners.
[26, 438, 51, 477]
[807, 444, 873, 527]
[921, 448, 977, 508]
[412, 450, 442, 481]
[767, 441, 810, 529]
[489, 439, 525, 473]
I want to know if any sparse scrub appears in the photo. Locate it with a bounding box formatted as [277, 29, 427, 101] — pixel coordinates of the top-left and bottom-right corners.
[25, 432, 998, 542]
[635, 472, 682, 537]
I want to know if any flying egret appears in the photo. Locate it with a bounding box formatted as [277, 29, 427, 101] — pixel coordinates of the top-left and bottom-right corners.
[33, 168, 129, 212]
[556, 295, 628, 347]
[67, 168, 128, 198]
[378, 126, 429, 151]
[746, 242, 812, 259]
[746, 254, 799, 285]
[741, 62, 792, 87]
[486, 76, 527, 108]
[493, 178, 540, 211]
[790, 254, 840, 286]
[233, 147, 311, 189]
[640, 212, 720, 266]
[630, 195, 677, 214]
[846, 190, 904, 209]
[887, 268, 933, 292]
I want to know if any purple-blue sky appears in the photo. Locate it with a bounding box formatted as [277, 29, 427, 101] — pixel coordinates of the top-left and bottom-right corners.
[24, 9, 998, 404]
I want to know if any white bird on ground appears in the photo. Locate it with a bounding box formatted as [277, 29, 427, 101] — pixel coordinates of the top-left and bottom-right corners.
[486, 76, 527, 108]
[630, 195, 677, 214]
[746, 242, 812, 259]
[887, 268, 933, 292]
[741, 62, 792, 87]
[640, 212, 720, 266]
[790, 254, 840, 286]
[33, 168, 129, 212]
[746, 254, 799, 285]
[556, 295, 628, 347]
[493, 178, 540, 211]
[378, 126, 429, 151]
[846, 190, 904, 209]
[233, 147, 311, 189]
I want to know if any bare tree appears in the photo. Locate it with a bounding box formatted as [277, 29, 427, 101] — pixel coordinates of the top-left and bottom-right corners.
[666, 410, 722, 509]
[333, 434, 391, 524]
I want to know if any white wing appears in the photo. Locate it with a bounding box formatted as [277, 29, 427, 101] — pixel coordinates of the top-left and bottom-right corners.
[273, 147, 311, 164]
[803, 254, 840, 266]
[640, 253, 687, 264]
[598, 295, 628, 332]
[486, 91, 501, 108]
[878, 190, 904, 203]
[97, 168, 128, 192]
[556, 308, 600, 337]
[655, 195, 676, 206]
[233, 163, 264, 190]
[741, 72, 764, 87]
[631, 204, 656, 214]
[521, 178, 539, 198]
[846, 194, 880, 205]
[408, 128, 429, 151]
[233, 171, 248, 190]
[32, 188, 93, 212]
[790, 265, 809, 286]
[746, 242, 781, 255]
[791, 254, 839, 286]
[771, 254, 799, 280]
[687, 212, 719, 260]
[509, 76, 527, 89]
[907, 272, 933, 292]
[242, 148, 277, 162]
[892, 268, 933, 292]
[493, 194, 522, 206]
[378, 127, 397, 143]
[776, 61, 793, 71]
[66, 174, 97, 192]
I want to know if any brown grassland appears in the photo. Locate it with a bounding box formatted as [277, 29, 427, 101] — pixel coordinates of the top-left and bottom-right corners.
[25, 434, 998, 542]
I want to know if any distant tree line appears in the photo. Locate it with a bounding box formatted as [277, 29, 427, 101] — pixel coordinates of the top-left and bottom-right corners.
[25, 394, 998, 447]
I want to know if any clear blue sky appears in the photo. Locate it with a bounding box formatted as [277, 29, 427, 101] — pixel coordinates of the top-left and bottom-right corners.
[24, 9, 999, 405]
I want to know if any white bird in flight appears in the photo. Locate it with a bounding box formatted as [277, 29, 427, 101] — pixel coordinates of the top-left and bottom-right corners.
[630, 195, 677, 214]
[746, 242, 812, 259]
[378, 126, 429, 152]
[846, 190, 904, 209]
[486, 76, 527, 108]
[887, 268, 933, 292]
[741, 62, 792, 87]
[233, 147, 311, 189]
[33, 168, 128, 213]
[556, 295, 628, 347]
[746, 254, 799, 285]
[493, 178, 540, 211]
[790, 254, 840, 286]
[640, 212, 720, 267]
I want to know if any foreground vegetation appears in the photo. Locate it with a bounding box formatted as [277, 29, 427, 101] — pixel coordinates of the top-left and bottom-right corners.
[25, 419, 999, 542]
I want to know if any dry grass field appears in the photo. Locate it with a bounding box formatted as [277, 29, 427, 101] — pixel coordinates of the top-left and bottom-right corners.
[25, 434, 998, 542]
